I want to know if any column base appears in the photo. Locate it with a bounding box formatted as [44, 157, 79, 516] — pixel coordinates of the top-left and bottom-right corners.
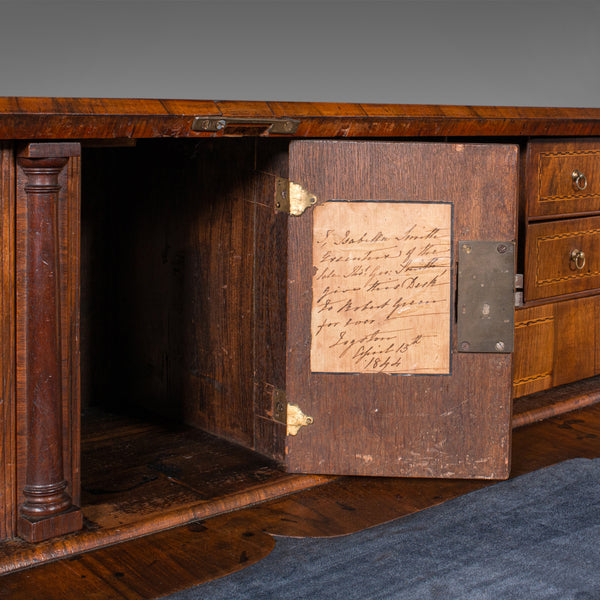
[17, 506, 83, 543]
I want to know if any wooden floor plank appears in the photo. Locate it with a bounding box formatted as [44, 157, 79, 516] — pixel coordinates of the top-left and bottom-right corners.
[1, 404, 599, 599]
[0, 409, 332, 575]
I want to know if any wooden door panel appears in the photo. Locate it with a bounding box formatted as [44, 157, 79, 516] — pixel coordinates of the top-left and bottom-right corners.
[0, 144, 15, 541]
[286, 141, 518, 479]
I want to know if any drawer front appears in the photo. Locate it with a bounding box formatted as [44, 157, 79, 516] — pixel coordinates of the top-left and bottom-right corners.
[527, 139, 600, 218]
[525, 215, 600, 301]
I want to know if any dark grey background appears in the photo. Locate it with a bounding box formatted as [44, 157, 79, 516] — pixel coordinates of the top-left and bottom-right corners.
[0, 0, 599, 106]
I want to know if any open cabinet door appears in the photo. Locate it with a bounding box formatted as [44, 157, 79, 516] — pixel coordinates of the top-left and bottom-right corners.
[285, 141, 518, 479]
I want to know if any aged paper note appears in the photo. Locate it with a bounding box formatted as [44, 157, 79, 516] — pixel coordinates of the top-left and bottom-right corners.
[311, 201, 452, 374]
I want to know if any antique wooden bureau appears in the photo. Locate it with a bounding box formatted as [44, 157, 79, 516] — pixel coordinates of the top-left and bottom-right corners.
[1, 99, 600, 571]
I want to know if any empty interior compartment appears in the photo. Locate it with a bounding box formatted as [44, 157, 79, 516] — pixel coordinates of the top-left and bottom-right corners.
[78, 138, 291, 528]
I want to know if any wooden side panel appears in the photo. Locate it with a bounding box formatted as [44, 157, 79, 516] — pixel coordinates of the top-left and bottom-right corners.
[513, 305, 555, 398]
[62, 157, 81, 507]
[180, 141, 256, 446]
[0, 144, 15, 540]
[553, 297, 596, 387]
[596, 298, 600, 375]
[287, 141, 518, 479]
[15, 153, 81, 519]
[253, 141, 290, 460]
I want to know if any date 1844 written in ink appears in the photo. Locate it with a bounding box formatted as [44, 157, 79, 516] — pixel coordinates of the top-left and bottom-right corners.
[310, 201, 452, 374]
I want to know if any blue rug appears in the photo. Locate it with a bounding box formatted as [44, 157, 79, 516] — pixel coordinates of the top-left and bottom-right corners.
[166, 458, 600, 599]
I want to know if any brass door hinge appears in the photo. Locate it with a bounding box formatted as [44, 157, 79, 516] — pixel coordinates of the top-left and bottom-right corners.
[273, 388, 287, 425]
[272, 389, 314, 436]
[275, 177, 317, 216]
[514, 273, 524, 308]
[287, 403, 314, 436]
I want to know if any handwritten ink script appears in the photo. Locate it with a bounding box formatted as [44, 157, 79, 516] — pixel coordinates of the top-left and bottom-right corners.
[310, 201, 452, 374]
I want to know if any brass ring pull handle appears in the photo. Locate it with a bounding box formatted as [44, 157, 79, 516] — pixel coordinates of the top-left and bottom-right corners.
[572, 170, 588, 191]
[570, 249, 586, 270]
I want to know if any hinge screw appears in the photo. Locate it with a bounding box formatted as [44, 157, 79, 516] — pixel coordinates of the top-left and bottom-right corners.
[495, 341, 505, 351]
[460, 341, 470, 351]
[497, 244, 507, 254]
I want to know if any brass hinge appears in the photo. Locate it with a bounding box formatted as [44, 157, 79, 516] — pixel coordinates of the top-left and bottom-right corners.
[272, 388, 314, 436]
[191, 116, 300, 136]
[287, 403, 314, 436]
[514, 273, 524, 308]
[273, 388, 287, 425]
[275, 177, 317, 216]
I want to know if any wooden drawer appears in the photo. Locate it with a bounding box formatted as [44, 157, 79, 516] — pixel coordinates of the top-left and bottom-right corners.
[526, 139, 600, 219]
[525, 215, 600, 301]
[513, 297, 600, 398]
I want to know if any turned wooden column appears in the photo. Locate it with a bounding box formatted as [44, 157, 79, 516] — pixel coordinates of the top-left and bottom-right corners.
[17, 144, 82, 542]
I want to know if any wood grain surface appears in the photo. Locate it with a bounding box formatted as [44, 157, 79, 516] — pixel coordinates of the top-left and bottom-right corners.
[3, 99, 600, 140]
[513, 304, 555, 397]
[286, 140, 518, 479]
[15, 146, 82, 541]
[80, 140, 258, 447]
[0, 408, 332, 575]
[513, 298, 600, 397]
[525, 215, 600, 301]
[513, 375, 600, 428]
[0, 144, 15, 541]
[1, 106, 599, 577]
[0, 402, 598, 599]
[524, 138, 600, 219]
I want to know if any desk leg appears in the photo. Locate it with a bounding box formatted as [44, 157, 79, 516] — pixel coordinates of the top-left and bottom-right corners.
[16, 153, 82, 542]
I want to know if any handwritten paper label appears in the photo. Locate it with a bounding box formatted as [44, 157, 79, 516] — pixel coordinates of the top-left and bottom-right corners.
[311, 201, 452, 374]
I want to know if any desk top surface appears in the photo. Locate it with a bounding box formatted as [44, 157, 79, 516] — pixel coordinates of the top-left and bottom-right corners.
[2, 98, 600, 140]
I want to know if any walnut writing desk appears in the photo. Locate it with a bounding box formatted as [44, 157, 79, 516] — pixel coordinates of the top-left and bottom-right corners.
[1, 99, 600, 571]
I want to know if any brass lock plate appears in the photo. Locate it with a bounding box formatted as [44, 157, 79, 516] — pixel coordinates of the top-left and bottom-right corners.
[457, 241, 515, 353]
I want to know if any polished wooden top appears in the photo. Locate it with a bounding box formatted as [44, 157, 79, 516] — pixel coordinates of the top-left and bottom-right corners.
[2, 98, 600, 139]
